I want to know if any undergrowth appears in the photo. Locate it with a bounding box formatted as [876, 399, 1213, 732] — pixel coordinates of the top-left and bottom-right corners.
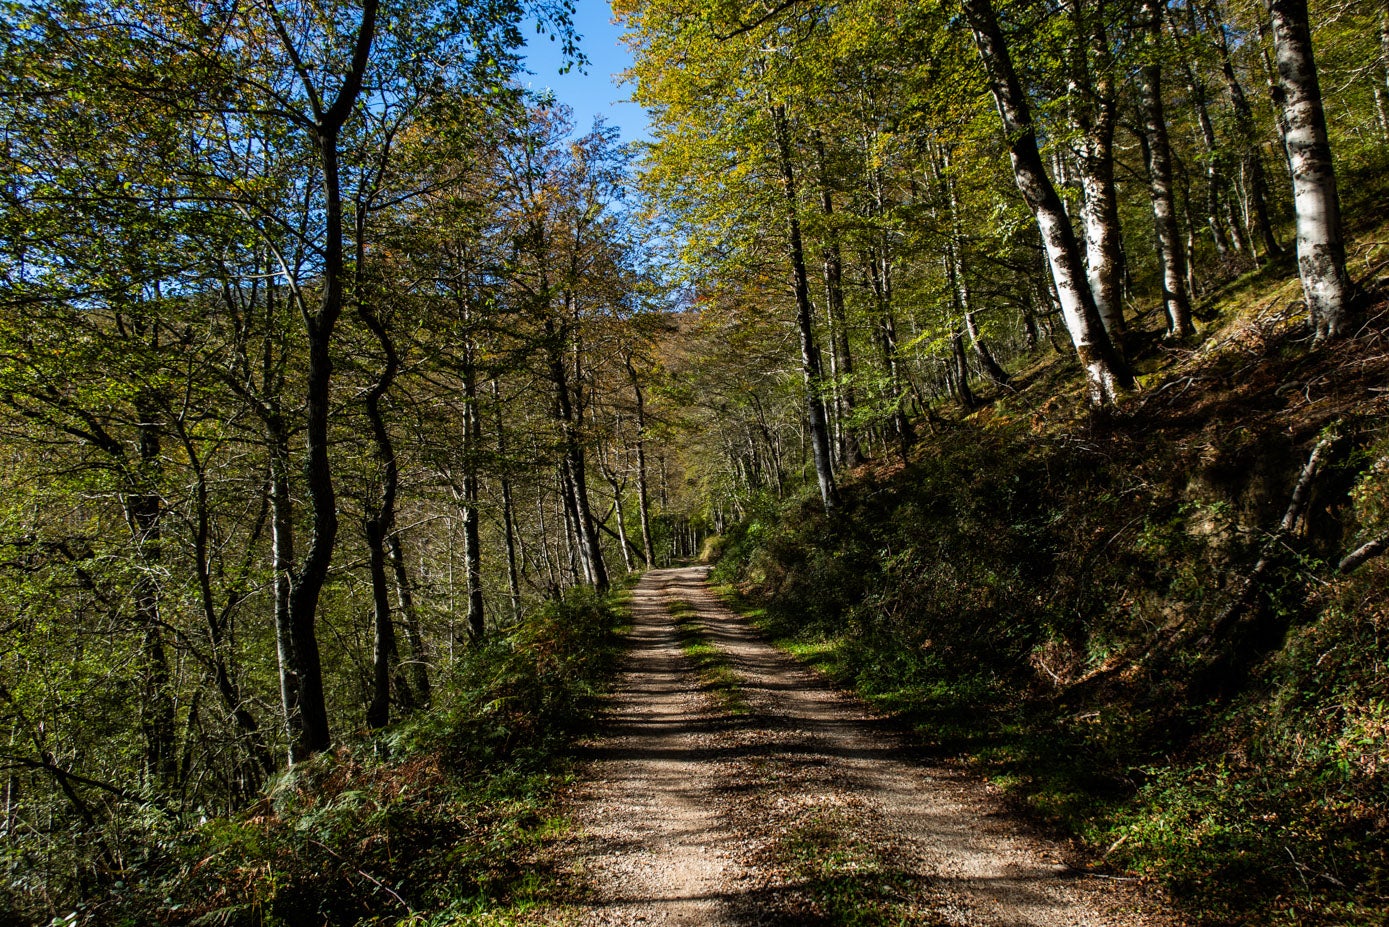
[713, 284, 1389, 925]
[90, 590, 625, 927]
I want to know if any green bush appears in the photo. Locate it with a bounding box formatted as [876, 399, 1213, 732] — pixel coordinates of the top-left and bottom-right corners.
[100, 592, 624, 927]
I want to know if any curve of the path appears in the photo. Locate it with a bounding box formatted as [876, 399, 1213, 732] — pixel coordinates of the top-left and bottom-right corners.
[552, 566, 1178, 927]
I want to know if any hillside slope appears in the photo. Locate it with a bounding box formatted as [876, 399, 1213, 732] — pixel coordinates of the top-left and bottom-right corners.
[713, 219, 1389, 926]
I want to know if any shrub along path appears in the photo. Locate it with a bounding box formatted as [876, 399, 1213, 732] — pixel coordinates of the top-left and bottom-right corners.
[544, 566, 1179, 926]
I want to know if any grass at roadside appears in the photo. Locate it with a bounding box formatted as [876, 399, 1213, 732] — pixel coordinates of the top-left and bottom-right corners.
[714, 585, 1013, 755]
[767, 811, 935, 926]
[670, 600, 747, 715]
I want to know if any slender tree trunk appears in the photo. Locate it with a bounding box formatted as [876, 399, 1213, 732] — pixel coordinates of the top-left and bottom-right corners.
[265, 416, 316, 764]
[1377, 7, 1389, 140]
[814, 135, 861, 467]
[751, 393, 787, 496]
[1206, 0, 1284, 260]
[357, 257, 409, 728]
[1022, 288, 1041, 350]
[545, 316, 609, 592]
[277, 4, 378, 761]
[865, 159, 915, 454]
[1175, 2, 1243, 256]
[559, 462, 585, 586]
[771, 103, 839, 508]
[944, 155, 1011, 385]
[459, 354, 486, 639]
[1183, 184, 1201, 300]
[658, 455, 668, 510]
[361, 409, 405, 727]
[129, 403, 176, 791]
[536, 489, 559, 596]
[1180, 45, 1236, 255]
[285, 224, 337, 760]
[961, 0, 1131, 405]
[965, 311, 1009, 385]
[623, 356, 657, 567]
[1226, 162, 1254, 255]
[1267, 0, 1357, 338]
[1139, 0, 1196, 338]
[823, 302, 847, 466]
[364, 518, 402, 728]
[490, 379, 523, 620]
[217, 272, 282, 778]
[189, 455, 274, 780]
[386, 534, 430, 707]
[607, 458, 634, 574]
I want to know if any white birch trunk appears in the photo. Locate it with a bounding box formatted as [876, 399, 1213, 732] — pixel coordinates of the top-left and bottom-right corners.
[1063, 0, 1125, 333]
[1268, 0, 1356, 338]
[1139, 0, 1195, 338]
[963, 0, 1130, 405]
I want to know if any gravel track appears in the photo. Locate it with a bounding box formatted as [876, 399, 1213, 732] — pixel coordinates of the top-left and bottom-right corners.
[549, 566, 1179, 927]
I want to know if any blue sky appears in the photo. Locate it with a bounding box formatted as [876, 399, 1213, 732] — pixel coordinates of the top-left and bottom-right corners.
[521, 3, 651, 143]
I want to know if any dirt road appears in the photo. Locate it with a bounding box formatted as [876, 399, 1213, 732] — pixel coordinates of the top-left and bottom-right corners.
[551, 566, 1176, 926]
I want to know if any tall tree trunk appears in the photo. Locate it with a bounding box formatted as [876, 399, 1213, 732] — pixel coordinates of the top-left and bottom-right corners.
[1139, 0, 1196, 338]
[1183, 185, 1201, 301]
[216, 270, 282, 780]
[866, 254, 914, 455]
[491, 379, 523, 620]
[357, 247, 409, 728]
[944, 154, 1011, 386]
[284, 197, 336, 761]
[814, 135, 861, 467]
[358, 308, 405, 728]
[364, 517, 403, 729]
[771, 103, 839, 508]
[265, 415, 314, 765]
[460, 356, 486, 639]
[1267, 0, 1357, 338]
[965, 311, 1009, 385]
[1205, 0, 1285, 260]
[1179, 34, 1237, 255]
[623, 355, 657, 568]
[961, 0, 1132, 406]
[386, 534, 430, 707]
[1022, 287, 1041, 350]
[536, 488, 559, 596]
[559, 465, 584, 585]
[750, 392, 787, 496]
[538, 284, 608, 591]
[864, 156, 915, 455]
[1076, 107, 1127, 335]
[547, 326, 609, 592]
[277, 2, 378, 762]
[659, 455, 669, 510]
[605, 450, 634, 574]
[188, 453, 274, 781]
[1377, 7, 1389, 140]
[129, 399, 175, 791]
